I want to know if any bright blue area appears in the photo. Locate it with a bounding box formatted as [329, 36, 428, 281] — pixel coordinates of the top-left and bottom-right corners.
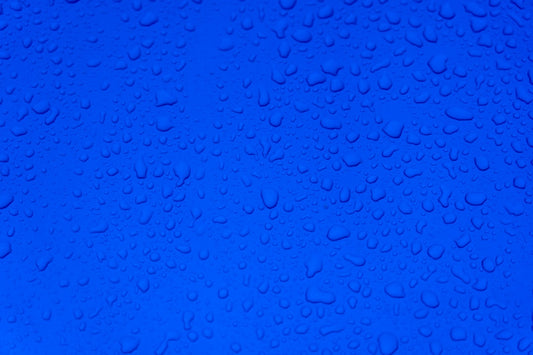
[0, 0, 532, 354]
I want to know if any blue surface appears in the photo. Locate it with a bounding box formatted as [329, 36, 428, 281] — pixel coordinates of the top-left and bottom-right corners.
[0, 0, 532, 354]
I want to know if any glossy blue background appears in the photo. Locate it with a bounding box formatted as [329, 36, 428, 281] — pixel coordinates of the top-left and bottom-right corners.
[0, 0, 532, 354]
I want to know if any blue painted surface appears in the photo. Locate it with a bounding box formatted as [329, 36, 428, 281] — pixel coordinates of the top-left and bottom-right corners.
[0, 0, 532, 354]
